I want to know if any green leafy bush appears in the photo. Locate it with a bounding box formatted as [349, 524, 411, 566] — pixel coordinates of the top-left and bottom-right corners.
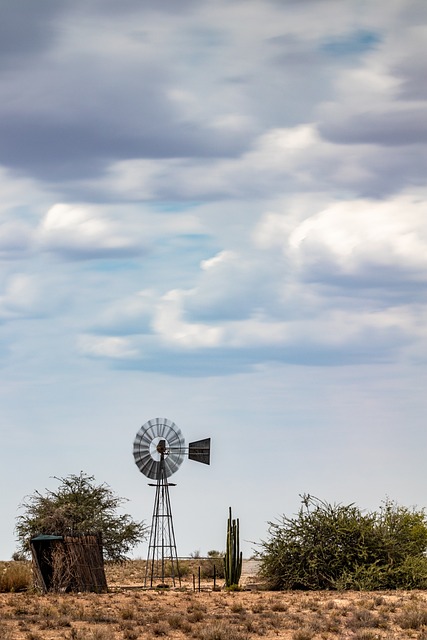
[259, 494, 427, 590]
[16, 472, 147, 562]
[201, 558, 225, 580]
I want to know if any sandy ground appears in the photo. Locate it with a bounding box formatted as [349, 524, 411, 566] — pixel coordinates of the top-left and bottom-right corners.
[1, 561, 427, 639]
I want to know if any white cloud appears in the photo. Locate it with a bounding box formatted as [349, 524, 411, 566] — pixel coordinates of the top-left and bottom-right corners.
[288, 196, 427, 280]
[91, 290, 157, 335]
[200, 250, 235, 271]
[100, 118, 423, 203]
[0, 274, 43, 320]
[77, 334, 138, 359]
[74, 187, 427, 369]
[153, 290, 224, 348]
[38, 203, 143, 258]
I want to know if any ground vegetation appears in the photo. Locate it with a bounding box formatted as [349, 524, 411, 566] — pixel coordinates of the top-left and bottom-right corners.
[259, 494, 427, 590]
[1, 564, 427, 639]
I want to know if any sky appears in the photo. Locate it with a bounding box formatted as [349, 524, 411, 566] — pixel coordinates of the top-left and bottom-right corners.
[1, 0, 427, 561]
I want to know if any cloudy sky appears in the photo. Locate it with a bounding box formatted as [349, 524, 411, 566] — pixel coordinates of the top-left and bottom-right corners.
[1, 0, 427, 560]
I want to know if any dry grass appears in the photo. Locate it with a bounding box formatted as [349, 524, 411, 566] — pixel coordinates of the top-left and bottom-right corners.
[1, 561, 427, 638]
[0, 561, 32, 592]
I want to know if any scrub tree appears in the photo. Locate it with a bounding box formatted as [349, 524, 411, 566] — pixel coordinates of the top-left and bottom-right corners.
[260, 494, 427, 590]
[16, 472, 147, 562]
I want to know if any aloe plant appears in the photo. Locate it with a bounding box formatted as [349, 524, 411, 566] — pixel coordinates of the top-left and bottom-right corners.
[224, 506, 242, 588]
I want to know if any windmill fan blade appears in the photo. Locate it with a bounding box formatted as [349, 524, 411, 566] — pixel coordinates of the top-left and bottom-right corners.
[133, 418, 186, 479]
[146, 459, 160, 480]
[134, 452, 152, 471]
[134, 447, 154, 473]
[164, 456, 179, 477]
[144, 421, 159, 443]
[188, 438, 211, 465]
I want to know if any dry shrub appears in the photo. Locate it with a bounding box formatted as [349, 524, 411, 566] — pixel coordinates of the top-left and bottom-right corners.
[120, 606, 135, 620]
[346, 607, 380, 630]
[260, 611, 282, 629]
[26, 633, 43, 640]
[82, 604, 116, 624]
[167, 613, 191, 632]
[352, 631, 380, 640]
[323, 613, 341, 633]
[152, 621, 169, 636]
[0, 622, 14, 640]
[271, 601, 287, 612]
[292, 630, 315, 640]
[68, 628, 112, 640]
[397, 607, 427, 630]
[187, 601, 208, 621]
[251, 601, 264, 613]
[200, 558, 225, 580]
[0, 561, 32, 592]
[176, 560, 191, 577]
[188, 609, 205, 623]
[196, 620, 248, 640]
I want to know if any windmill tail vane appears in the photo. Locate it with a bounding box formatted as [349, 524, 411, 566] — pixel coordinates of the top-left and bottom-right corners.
[133, 418, 211, 588]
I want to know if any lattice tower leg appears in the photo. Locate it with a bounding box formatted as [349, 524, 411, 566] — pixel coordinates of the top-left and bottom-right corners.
[145, 472, 181, 588]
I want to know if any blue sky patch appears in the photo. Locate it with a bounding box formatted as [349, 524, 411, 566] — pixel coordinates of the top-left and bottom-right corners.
[320, 30, 381, 56]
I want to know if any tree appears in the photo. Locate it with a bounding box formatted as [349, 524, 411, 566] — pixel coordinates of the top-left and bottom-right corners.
[16, 472, 147, 562]
[259, 494, 427, 590]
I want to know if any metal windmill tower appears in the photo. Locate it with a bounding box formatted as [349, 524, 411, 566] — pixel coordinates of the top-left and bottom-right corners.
[133, 417, 211, 588]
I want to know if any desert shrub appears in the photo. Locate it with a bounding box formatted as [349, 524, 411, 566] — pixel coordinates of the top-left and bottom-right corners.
[177, 560, 191, 577]
[391, 555, 427, 589]
[334, 563, 392, 591]
[346, 607, 380, 630]
[67, 629, 112, 640]
[378, 500, 427, 559]
[259, 495, 427, 590]
[119, 606, 135, 620]
[0, 561, 32, 592]
[0, 623, 13, 640]
[351, 632, 379, 640]
[16, 472, 147, 562]
[160, 559, 190, 578]
[201, 557, 225, 579]
[397, 607, 427, 630]
[167, 613, 188, 630]
[187, 609, 206, 623]
[336, 556, 427, 591]
[152, 622, 169, 636]
[292, 631, 315, 640]
[196, 621, 248, 640]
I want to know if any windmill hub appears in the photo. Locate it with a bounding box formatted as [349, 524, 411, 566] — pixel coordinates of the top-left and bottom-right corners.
[156, 439, 166, 455]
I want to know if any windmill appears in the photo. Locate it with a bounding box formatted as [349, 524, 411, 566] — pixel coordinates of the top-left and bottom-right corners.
[133, 417, 211, 588]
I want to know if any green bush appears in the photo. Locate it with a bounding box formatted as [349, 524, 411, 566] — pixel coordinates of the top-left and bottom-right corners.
[16, 472, 147, 562]
[161, 560, 191, 578]
[259, 495, 427, 590]
[200, 558, 225, 579]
